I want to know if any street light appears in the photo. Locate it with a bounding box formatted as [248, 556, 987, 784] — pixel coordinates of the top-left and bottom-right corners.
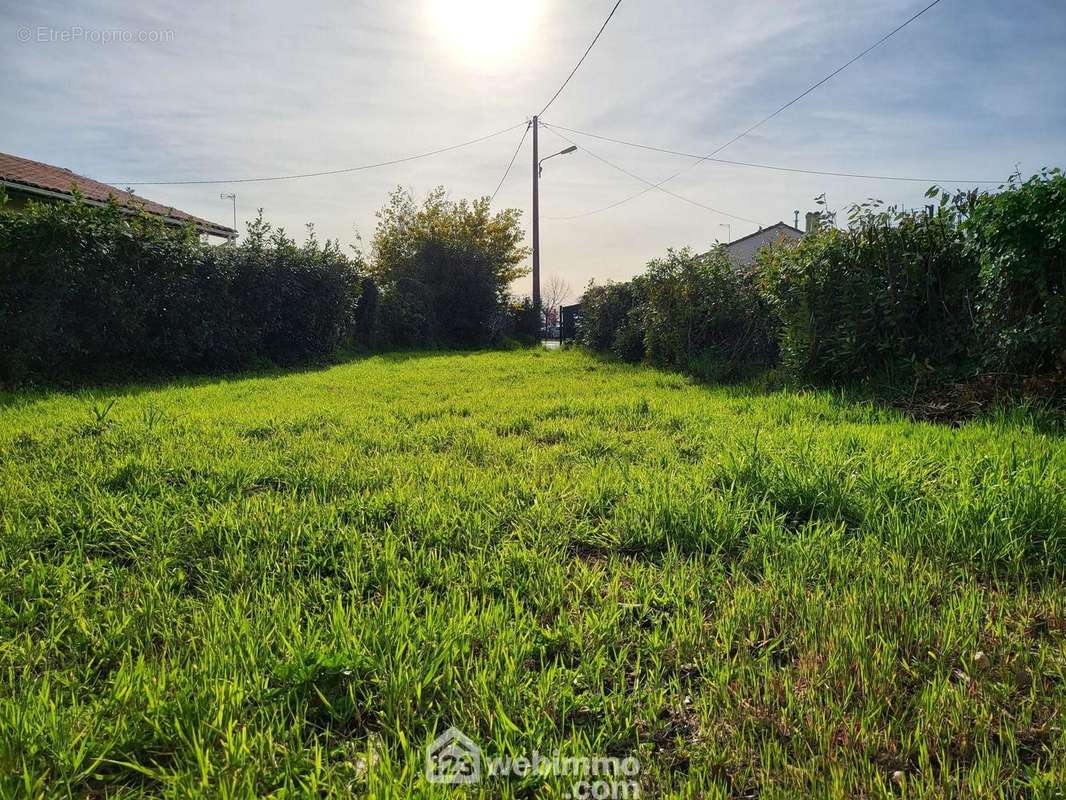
[538, 145, 577, 177]
[533, 143, 577, 339]
[531, 114, 576, 308]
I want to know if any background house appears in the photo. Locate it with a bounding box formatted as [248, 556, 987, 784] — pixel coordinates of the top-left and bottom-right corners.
[718, 220, 804, 269]
[0, 152, 236, 242]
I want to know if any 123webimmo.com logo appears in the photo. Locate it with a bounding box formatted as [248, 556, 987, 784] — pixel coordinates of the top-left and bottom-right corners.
[426, 726, 640, 798]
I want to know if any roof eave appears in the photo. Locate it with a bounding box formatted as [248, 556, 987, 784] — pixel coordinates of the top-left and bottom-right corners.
[1, 179, 237, 238]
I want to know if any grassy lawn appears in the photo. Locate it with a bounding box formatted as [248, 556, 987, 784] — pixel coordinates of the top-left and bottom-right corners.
[2, 349, 1065, 798]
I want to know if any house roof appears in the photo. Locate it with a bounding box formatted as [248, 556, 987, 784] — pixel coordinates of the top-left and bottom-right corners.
[723, 221, 803, 250]
[0, 152, 236, 238]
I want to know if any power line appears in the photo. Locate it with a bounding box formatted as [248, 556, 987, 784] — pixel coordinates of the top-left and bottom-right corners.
[491, 121, 531, 201]
[542, 126, 763, 225]
[105, 122, 528, 186]
[545, 0, 947, 218]
[701, 0, 946, 162]
[544, 122, 1002, 185]
[539, 0, 624, 116]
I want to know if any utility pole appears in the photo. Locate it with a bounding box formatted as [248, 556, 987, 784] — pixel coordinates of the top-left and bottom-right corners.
[531, 115, 540, 309]
[529, 122, 576, 321]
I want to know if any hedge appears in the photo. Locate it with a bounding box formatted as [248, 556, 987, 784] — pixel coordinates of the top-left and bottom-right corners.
[0, 198, 360, 384]
[578, 168, 1066, 390]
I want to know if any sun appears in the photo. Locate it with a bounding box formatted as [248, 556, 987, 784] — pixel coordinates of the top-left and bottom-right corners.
[429, 0, 539, 63]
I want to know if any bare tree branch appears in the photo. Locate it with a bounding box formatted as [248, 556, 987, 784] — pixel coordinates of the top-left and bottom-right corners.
[541, 275, 572, 325]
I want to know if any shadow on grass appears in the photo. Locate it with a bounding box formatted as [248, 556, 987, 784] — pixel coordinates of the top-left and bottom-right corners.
[0, 346, 511, 408]
[5, 345, 1062, 437]
[581, 347, 1066, 436]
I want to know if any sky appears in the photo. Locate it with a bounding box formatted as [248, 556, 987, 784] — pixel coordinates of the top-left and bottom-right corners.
[2, 0, 1064, 303]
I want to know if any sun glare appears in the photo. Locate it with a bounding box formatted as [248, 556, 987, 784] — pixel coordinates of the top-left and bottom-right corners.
[429, 0, 539, 63]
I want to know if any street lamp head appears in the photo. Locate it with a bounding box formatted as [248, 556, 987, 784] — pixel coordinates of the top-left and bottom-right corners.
[538, 145, 578, 177]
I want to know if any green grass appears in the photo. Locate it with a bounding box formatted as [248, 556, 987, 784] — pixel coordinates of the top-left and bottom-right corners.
[2, 349, 1065, 798]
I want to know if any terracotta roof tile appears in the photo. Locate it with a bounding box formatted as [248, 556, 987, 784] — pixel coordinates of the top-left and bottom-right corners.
[0, 152, 235, 236]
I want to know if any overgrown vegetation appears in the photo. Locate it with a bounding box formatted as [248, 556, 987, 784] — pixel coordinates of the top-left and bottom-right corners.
[580, 248, 776, 381]
[2, 169, 1062, 794]
[1, 349, 1064, 797]
[0, 198, 359, 384]
[366, 187, 530, 348]
[0, 186, 534, 386]
[579, 278, 647, 361]
[967, 169, 1066, 375]
[640, 248, 776, 380]
[580, 168, 1066, 399]
[757, 196, 978, 382]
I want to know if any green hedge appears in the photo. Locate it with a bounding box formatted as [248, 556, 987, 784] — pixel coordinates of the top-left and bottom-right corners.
[579, 168, 1065, 390]
[967, 168, 1066, 374]
[579, 248, 775, 380]
[367, 188, 529, 349]
[642, 248, 776, 380]
[0, 198, 361, 385]
[756, 201, 978, 383]
[579, 279, 646, 362]
[758, 171, 1065, 384]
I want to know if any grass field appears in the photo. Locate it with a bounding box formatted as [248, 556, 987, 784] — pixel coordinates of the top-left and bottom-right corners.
[2, 349, 1065, 798]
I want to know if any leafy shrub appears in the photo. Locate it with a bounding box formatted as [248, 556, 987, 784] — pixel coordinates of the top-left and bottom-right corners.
[579, 248, 774, 378]
[577, 279, 646, 362]
[0, 198, 361, 384]
[575, 169, 1065, 395]
[504, 297, 541, 345]
[756, 172, 1065, 385]
[756, 199, 978, 383]
[965, 168, 1066, 374]
[609, 307, 647, 364]
[367, 187, 528, 348]
[641, 247, 776, 380]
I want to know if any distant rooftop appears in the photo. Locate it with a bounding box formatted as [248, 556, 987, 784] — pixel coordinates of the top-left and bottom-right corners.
[723, 221, 803, 249]
[0, 152, 236, 239]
